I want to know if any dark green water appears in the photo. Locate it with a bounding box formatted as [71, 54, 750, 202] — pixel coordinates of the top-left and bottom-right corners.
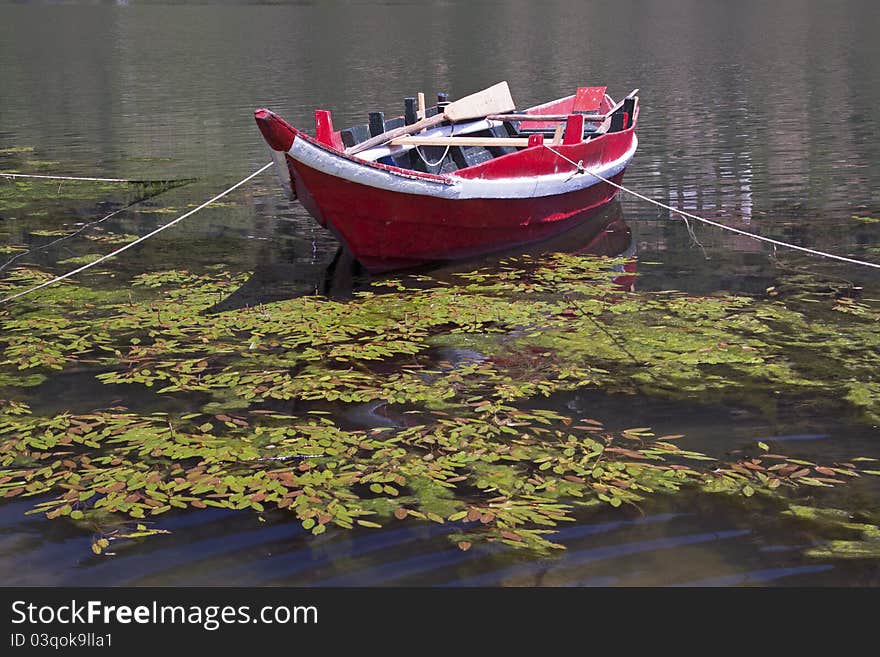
[1, 0, 879, 586]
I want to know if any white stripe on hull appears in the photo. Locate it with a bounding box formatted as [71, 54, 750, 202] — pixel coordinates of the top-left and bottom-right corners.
[287, 135, 637, 201]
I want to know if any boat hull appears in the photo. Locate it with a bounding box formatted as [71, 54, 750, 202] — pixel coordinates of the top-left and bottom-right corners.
[288, 152, 627, 271]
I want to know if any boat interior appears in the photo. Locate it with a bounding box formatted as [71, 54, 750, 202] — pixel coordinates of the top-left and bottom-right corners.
[322, 86, 637, 175]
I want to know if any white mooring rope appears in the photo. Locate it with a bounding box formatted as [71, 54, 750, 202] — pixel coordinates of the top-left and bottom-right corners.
[0, 163, 273, 305]
[3, 148, 876, 307]
[1, 173, 147, 183]
[0, 203, 131, 274]
[543, 145, 880, 271]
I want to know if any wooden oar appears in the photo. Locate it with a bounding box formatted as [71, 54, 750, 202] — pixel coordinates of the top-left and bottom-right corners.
[346, 81, 515, 155]
[391, 136, 533, 148]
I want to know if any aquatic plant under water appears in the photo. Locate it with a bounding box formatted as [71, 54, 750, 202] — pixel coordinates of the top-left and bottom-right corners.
[0, 250, 878, 555]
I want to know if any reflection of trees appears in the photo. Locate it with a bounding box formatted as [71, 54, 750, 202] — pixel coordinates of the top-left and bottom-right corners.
[1, 2, 875, 267]
[618, 2, 876, 269]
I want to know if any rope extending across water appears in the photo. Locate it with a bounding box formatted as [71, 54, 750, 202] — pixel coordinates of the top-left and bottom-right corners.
[1, 172, 156, 183]
[0, 163, 273, 305]
[0, 177, 196, 274]
[4, 146, 877, 306]
[543, 145, 880, 271]
[0, 203, 132, 274]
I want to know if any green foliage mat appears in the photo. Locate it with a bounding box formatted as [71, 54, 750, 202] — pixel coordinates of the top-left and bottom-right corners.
[0, 252, 878, 555]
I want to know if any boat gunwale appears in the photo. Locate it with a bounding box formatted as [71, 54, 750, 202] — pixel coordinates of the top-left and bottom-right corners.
[278, 91, 635, 187]
[287, 128, 639, 200]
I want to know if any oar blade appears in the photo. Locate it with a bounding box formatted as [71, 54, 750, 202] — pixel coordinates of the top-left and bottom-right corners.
[347, 82, 516, 156]
[443, 81, 515, 122]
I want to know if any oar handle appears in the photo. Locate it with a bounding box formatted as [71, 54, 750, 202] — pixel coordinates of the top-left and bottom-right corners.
[347, 113, 446, 155]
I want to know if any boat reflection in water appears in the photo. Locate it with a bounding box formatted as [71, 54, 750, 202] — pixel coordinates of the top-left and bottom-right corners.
[211, 200, 634, 312]
[426, 199, 636, 291]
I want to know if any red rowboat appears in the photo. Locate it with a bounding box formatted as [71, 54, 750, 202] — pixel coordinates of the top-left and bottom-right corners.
[255, 82, 639, 272]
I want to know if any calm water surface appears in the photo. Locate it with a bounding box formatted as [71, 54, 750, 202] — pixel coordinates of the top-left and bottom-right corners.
[1, 0, 879, 586]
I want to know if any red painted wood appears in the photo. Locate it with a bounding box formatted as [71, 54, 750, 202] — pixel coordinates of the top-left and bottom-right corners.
[516, 95, 575, 131]
[521, 89, 614, 131]
[563, 114, 585, 144]
[314, 110, 344, 149]
[527, 133, 545, 147]
[450, 127, 636, 181]
[573, 86, 606, 112]
[254, 108, 298, 151]
[527, 95, 576, 116]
